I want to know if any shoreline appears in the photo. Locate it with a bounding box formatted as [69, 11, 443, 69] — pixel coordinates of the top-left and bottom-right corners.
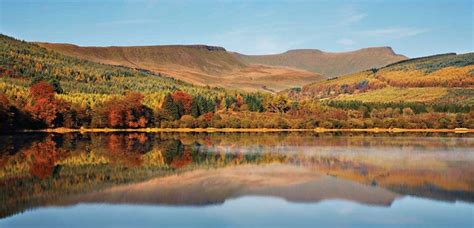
[19, 127, 474, 134]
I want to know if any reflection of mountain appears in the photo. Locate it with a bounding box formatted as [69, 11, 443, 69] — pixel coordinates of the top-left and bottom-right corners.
[55, 165, 399, 207]
[1, 132, 473, 218]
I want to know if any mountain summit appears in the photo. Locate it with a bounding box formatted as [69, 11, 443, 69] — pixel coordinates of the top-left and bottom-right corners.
[232, 47, 407, 79]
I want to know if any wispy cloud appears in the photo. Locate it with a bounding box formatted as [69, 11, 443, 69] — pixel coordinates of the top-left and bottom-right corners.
[212, 5, 368, 54]
[211, 22, 307, 54]
[338, 5, 367, 26]
[359, 27, 429, 39]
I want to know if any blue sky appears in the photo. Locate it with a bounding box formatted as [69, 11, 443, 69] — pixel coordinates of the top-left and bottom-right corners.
[1, 0, 472, 57]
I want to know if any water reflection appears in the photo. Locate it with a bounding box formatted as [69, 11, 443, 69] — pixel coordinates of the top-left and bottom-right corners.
[0, 132, 473, 219]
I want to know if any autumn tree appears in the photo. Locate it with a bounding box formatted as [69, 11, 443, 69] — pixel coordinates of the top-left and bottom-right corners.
[92, 92, 153, 128]
[30, 81, 55, 100]
[123, 92, 152, 128]
[25, 81, 70, 128]
[171, 91, 193, 115]
[266, 95, 290, 114]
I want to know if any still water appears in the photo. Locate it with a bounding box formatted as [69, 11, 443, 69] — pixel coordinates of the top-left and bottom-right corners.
[0, 132, 472, 227]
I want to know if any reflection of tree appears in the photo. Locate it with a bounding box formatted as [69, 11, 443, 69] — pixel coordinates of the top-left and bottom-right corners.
[1, 132, 473, 219]
[170, 147, 192, 169]
[0, 134, 47, 156]
[23, 137, 65, 179]
[162, 140, 184, 166]
[157, 132, 471, 152]
[105, 133, 153, 167]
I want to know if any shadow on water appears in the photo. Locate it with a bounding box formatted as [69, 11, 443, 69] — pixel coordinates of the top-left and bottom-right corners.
[0, 132, 473, 219]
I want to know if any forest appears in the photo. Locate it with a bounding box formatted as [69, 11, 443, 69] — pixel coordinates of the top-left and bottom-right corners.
[0, 34, 473, 132]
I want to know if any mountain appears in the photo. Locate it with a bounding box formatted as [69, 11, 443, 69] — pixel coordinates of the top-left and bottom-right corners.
[289, 52, 474, 105]
[0, 34, 226, 98]
[36, 42, 324, 92]
[232, 47, 407, 78]
[46, 164, 400, 207]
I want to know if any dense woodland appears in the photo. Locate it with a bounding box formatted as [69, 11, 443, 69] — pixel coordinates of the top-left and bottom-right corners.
[0, 34, 473, 132]
[296, 53, 474, 104]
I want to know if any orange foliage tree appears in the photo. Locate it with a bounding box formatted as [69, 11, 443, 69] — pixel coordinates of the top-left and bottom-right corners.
[93, 92, 153, 128]
[25, 81, 70, 128]
[171, 90, 193, 115]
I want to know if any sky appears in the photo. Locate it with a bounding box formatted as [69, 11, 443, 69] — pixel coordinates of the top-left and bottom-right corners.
[0, 0, 472, 57]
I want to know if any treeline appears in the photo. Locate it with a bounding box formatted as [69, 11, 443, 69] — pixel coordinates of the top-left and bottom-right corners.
[385, 52, 474, 73]
[0, 81, 266, 131]
[299, 53, 474, 100]
[1, 81, 473, 132]
[325, 100, 471, 114]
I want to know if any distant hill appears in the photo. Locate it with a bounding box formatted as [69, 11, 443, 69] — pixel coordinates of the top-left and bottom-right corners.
[0, 34, 229, 108]
[233, 47, 407, 78]
[288, 52, 474, 105]
[36, 42, 324, 92]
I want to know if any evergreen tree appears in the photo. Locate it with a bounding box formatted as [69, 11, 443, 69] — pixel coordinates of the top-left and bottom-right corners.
[162, 94, 180, 120]
[48, 78, 63, 94]
[244, 95, 264, 112]
[191, 100, 200, 117]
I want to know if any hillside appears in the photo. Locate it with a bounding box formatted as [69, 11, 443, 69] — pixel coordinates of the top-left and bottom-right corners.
[36, 42, 324, 91]
[290, 53, 474, 105]
[0, 34, 230, 108]
[1, 34, 473, 131]
[233, 47, 407, 78]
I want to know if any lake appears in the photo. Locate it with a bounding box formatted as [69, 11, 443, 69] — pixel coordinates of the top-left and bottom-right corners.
[0, 132, 473, 227]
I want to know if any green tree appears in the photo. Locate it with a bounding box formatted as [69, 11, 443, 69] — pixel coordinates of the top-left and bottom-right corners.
[162, 94, 180, 120]
[191, 101, 200, 118]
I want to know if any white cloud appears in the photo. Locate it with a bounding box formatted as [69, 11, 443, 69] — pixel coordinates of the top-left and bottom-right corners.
[337, 38, 356, 46]
[359, 27, 429, 39]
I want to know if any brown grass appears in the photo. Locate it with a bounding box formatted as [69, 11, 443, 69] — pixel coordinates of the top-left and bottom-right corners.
[36, 42, 323, 92]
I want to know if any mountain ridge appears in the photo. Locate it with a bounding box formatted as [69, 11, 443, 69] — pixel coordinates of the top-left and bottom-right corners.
[232, 46, 407, 78]
[36, 42, 228, 51]
[36, 41, 324, 91]
[253, 46, 401, 56]
[36, 41, 409, 91]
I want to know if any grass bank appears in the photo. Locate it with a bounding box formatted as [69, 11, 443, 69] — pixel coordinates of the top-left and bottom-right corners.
[21, 127, 474, 134]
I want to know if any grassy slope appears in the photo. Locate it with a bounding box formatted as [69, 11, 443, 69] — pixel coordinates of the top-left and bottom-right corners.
[36, 42, 324, 92]
[298, 53, 474, 105]
[233, 47, 407, 78]
[0, 34, 234, 109]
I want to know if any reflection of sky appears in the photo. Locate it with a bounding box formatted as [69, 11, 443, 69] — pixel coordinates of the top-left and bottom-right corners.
[1, 196, 472, 227]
